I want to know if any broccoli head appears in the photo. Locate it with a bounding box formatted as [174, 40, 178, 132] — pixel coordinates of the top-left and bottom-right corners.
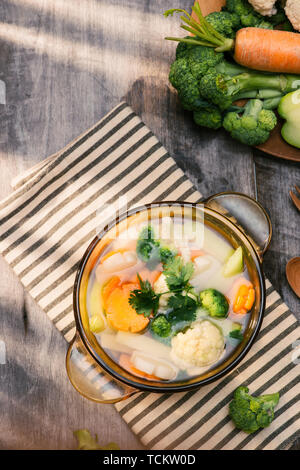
[224, 0, 273, 29]
[205, 11, 241, 38]
[199, 68, 292, 112]
[169, 43, 224, 111]
[199, 288, 229, 318]
[223, 99, 277, 146]
[199, 71, 233, 111]
[136, 226, 160, 263]
[159, 246, 177, 265]
[193, 107, 223, 130]
[229, 386, 280, 434]
[151, 314, 172, 338]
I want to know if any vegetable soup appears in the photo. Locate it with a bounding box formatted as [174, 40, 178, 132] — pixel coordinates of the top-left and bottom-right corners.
[86, 215, 255, 383]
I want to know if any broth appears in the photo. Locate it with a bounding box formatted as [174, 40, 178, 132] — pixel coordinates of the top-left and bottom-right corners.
[85, 215, 254, 383]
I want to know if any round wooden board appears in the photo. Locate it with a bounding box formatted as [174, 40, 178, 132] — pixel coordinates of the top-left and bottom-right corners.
[193, 0, 300, 162]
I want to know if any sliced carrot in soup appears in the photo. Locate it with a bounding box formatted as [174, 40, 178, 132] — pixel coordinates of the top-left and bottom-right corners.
[106, 283, 149, 333]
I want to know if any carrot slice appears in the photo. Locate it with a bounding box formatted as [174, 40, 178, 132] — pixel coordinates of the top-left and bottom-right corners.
[119, 354, 160, 381]
[106, 283, 149, 333]
[102, 276, 121, 309]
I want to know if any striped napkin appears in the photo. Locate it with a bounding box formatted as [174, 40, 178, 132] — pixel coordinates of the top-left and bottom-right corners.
[0, 102, 299, 450]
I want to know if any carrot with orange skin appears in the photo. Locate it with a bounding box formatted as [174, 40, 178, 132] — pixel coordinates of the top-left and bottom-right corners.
[233, 284, 255, 314]
[234, 28, 300, 74]
[165, 5, 300, 74]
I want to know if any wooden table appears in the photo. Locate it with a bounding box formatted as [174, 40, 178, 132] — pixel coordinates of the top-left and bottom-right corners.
[0, 0, 299, 450]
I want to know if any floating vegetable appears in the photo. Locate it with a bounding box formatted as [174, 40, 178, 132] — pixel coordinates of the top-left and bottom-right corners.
[106, 282, 149, 333]
[199, 288, 229, 318]
[89, 315, 105, 334]
[131, 351, 177, 380]
[88, 281, 106, 333]
[119, 353, 160, 381]
[223, 246, 244, 277]
[102, 276, 120, 309]
[233, 283, 255, 314]
[101, 250, 137, 272]
[116, 331, 172, 360]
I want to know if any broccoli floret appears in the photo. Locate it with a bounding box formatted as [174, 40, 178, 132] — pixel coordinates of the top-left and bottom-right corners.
[199, 71, 233, 111]
[229, 386, 280, 434]
[223, 99, 277, 146]
[206, 11, 241, 38]
[187, 46, 224, 83]
[159, 246, 176, 265]
[151, 314, 172, 338]
[175, 36, 195, 59]
[169, 44, 224, 111]
[199, 68, 297, 112]
[224, 0, 273, 29]
[169, 58, 203, 111]
[193, 107, 223, 130]
[199, 288, 229, 318]
[136, 226, 160, 263]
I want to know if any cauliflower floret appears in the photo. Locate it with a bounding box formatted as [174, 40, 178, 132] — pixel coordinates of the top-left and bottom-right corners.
[171, 320, 224, 368]
[248, 0, 277, 16]
[154, 273, 170, 308]
[285, 0, 300, 31]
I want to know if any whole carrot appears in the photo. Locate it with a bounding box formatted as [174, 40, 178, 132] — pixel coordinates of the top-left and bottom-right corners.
[165, 4, 300, 74]
[235, 28, 300, 74]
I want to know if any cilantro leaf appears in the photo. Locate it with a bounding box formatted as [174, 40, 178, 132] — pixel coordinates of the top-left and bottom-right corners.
[128, 274, 160, 317]
[163, 257, 194, 292]
[167, 293, 198, 324]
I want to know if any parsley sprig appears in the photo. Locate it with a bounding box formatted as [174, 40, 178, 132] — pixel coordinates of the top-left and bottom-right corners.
[129, 256, 199, 321]
[163, 257, 194, 292]
[128, 274, 160, 318]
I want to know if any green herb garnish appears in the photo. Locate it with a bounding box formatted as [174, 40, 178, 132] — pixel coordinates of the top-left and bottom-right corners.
[163, 256, 194, 292]
[167, 293, 198, 323]
[128, 274, 160, 317]
[229, 329, 244, 342]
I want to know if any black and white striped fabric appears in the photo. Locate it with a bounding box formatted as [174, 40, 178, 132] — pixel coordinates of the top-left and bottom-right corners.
[0, 102, 299, 450]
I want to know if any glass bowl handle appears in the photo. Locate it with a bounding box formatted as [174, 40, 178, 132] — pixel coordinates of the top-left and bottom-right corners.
[66, 333, 138, 404]
[203, 192, 272, 260]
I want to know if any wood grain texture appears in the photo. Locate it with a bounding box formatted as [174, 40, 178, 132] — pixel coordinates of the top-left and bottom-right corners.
[0, 0, 299, 450]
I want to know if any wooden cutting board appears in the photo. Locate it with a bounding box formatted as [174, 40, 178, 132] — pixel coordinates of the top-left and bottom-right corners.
[192, 0, 300, 162]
